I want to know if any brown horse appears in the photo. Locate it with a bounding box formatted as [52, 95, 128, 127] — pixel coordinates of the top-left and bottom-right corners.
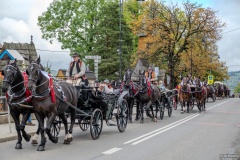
[179, 77, 191, 113]
[206, 84, 215, 102]
[137, 70, 161, 123]
[194, 78, 207, 112]
[27, 56, 78, 151]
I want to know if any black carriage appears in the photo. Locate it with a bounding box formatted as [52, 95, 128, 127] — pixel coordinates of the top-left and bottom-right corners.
[159, 89, 174, 119]
[51, 84, 128, 140]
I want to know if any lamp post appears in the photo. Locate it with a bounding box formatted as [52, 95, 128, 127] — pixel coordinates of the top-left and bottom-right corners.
[119, 0, 123, 80]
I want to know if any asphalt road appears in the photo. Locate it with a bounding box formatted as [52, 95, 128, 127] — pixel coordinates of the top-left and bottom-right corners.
[0, 98, 239, 160]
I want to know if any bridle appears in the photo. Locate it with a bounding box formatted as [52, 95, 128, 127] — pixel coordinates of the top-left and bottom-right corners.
[3, 65, 18, 85]
[28, 63, 50, 99]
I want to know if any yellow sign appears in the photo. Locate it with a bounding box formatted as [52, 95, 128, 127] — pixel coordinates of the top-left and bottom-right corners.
[208, 75, 214, 84]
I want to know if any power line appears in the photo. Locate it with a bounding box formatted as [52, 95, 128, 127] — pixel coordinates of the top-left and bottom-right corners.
[222, 28, 240, 34]
[7, 48, 70, 53]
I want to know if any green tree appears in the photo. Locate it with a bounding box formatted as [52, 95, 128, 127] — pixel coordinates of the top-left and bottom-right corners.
[38, 0, 106, 55]
[92, 0, 135, 81]
[234, 82, 240, 94]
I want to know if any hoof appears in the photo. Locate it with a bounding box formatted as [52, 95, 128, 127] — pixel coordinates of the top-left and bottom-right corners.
[67, 137, 73, 143]
[153, 118, 157, 122]
[24, 134, 31, 142]
[51, 137, 58, 144]
[37, 145, 45, 151]
[15, 143, 22, 149]
[31, 139, 38, 145]
[140, 120, 144, 123]
[63, 140, 70, 144]
[181, 111, 183, 114]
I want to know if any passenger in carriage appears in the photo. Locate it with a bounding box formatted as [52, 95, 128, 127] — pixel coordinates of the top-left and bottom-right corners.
[99, 79, 114, 94]
[66, 52, 88, 86]
[145, 67, 157, 83]
[158, 80, 166, 92]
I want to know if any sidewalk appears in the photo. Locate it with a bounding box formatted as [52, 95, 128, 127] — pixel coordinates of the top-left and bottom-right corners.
[0, 119, 39, 143]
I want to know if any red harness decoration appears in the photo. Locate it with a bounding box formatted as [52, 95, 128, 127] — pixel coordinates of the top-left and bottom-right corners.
[147, 78, 151, 96]
[22, 72, 32, 103]
[49, 75, 56, 103]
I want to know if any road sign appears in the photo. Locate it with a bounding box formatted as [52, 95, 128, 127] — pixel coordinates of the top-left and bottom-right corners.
[208, 75, 214, 84]
[85, 55, 101, 60]
[85, 55, 101, 79]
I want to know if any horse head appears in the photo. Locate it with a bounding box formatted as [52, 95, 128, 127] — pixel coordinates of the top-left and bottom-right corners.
[2, 59, 20, 92]
[124, 69, 132, 87]
[138, 70, 147, 92]
[195, 78, 202, 91]
[181, 77, 188, 91]
[26, 56, 42, 90]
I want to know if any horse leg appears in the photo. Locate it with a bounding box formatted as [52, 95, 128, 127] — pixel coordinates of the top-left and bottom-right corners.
[135, 101, 140, 121]
[140, 103, 144, 123]
[67, 108, 76, 143]
[32, 123, 40, 145]
[45, 113, 58, 144]
[20, 111, 31, 142]
[128, 99, 133, 123]
[187, 101, 190, 113]
[180, 100, 184, 114]
[35, 113, 46, 151]
[58, 113, 70, 144]
[10, 112, 23, 149]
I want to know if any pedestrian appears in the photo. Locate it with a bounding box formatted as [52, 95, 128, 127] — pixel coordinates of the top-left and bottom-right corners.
[26, 114, 35, 126]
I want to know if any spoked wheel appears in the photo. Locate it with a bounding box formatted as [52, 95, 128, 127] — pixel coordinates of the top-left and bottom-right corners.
[79, 119, 90, 131]
[117, 99, 128, 132]
[50, 116, 61, 137]
[159, 104, 164, 120]
[90, 109, 103, 140]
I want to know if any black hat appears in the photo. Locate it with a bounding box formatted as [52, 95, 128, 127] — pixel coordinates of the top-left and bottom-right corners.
[71, 52, 80, 57]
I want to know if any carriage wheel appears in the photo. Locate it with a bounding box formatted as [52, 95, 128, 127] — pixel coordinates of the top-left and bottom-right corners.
[159, 104, 164, 120]
[90, 109, 103, 140]
[79, 119, 90, 131]
[50, 116, 61, 137]
[117, 99, 128, 132]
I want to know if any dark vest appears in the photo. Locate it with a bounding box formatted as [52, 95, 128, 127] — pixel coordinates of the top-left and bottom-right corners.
[69, 60, 82, 77]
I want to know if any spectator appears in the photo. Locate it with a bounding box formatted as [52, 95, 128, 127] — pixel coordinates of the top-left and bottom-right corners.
[26, 114, 35, 126]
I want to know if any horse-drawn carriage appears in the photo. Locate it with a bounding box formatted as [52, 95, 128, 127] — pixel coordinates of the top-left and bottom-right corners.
[2, 58, 128, 151]
[51, 84, 128, 140]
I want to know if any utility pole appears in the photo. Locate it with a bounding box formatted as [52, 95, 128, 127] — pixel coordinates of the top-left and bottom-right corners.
[119, 0, 123, 80]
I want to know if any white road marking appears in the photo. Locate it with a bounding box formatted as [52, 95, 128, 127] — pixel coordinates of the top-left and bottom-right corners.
[124, 99, 230, 145]
[131, 114, 200, 145]
[124, 113, 198, 144]
[102, 148, 122, 155]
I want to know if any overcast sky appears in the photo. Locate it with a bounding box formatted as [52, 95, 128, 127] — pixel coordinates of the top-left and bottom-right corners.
[0, 0, 239, 71]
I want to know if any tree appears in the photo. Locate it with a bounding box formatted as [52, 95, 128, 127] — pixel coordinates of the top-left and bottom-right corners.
[234, 82, 240, 94]
[91, 0, 135, 81]
[38, 0, 106, 55]
[127, 0, 226, 88]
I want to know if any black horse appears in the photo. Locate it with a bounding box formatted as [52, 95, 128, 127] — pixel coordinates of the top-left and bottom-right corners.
[26, 56, 78, 151]
[122, 69, 140, 123]
[1, 59, 40, 149]
[137, 70, 161, 123]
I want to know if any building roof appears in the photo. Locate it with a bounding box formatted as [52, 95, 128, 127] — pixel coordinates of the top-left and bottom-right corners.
[0, 49, 24, 60]
[0, 41, 38, 71]
[85, 71, 96, 80]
